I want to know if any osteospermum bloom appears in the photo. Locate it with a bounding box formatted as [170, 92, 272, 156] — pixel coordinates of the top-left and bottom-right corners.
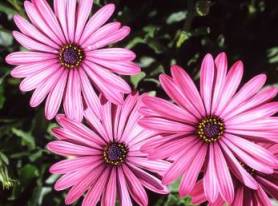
[190, 144, 278, 206]
[6, 0, 140, 120]
[47, 94, 169, 206]
[139, 52, 278, 203]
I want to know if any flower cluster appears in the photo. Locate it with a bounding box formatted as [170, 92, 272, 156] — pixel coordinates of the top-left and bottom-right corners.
[6, 0, 278, 205]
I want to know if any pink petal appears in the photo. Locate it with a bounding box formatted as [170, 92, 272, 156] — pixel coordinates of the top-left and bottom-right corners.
[117, 168, 133, 206]
[139, 117, 194, 133]
[179, 143, 207, 196]
[65, 165, 105, 205]
[19, 64, 59, 92]
[86, 61, 131, 93]
[79, 68, 101, 118]
[256, 176, 278, 200]
[225, 134, 277, 168]
[55, 114, 105, 146]
[66, 0, 77, 42]
[128, 163, 165, 191]
[51, 127, 102, 150]
[83, 109, 110, 142]
[203, 144, 220, 203]
[123, 165, 148, 206]
[74, 0, 94, 42]
[87, 26, 130, 50]
[222, 137, 274, 174]
[221, 74, 266, 118]
[24, 1, 62, 44]
[6, 51, 56, 65]
[87, 48, 136, 61]
[45, 70, 68, 120]
[215, 60, 244, 115]
[33, 0, 66, 43]
[226, 102, 278, 125]
[255, 185, 272, 206]
[54, 167, 93, 191]
[63, 69, 83, 122]
[53, 0, 69, 42]
[83, 22, 121, 47]
[211, 52, 228, 114]
[224, 86, 278, 120]
[83, 63, 124, 104]
[80, 4, 115, 44]
[30, 68, 63, 107]
[115, 94, 139, 139]
[214, 143, 234, 203]
[103, 169, 117, 206]
[13, 14, 59, 49]
[101, 102, 114, 141]
[81, 168, 110, 206]
[12, 31, 57, 53]
[128, 157, 170, 176]
[163, 141, 203, 185]
[232, 186, 244, 206]
[159, 74, 201, 119]
[146, 135, 196, 160]
[219, 141, 258, 190]
[47, 140, 99, 156]
[87, 57, 141, 75]
[10, 60, 57, 78]
[200, 53, 215, 115]
[142, 93, 197, 124]
[49, 156, 100, 174]
[190, 180, 207, 205]
[171, 65, 206, 116]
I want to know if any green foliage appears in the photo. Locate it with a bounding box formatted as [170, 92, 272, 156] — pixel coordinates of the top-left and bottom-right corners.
[0, 0, 277, 205]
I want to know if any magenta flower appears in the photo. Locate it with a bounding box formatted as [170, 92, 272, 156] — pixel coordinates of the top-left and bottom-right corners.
[6, 0, 140, 121]
[190, 144, 278, 206]
[139, 52, 278, 203]
[47, 94, 169, 206]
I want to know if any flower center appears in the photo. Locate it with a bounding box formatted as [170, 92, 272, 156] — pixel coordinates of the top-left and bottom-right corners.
[197, 116, 225, 143]
[59, 44, 84, 69]
[103, 142, 128, 166]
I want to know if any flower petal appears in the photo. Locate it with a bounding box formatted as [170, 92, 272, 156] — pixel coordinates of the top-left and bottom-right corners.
[171, 65, 206, 116]
[74, 0, 93, 42]
[13, 14, 59, 49]
[6, 51, 56, 65]
[200, 53, 215, 115]
[215, 60, 244, 115]
[117, 168, 133, 206]
[80, 4, 115, 44]
[45, 70, 68, 120]
[87, 48, 136, 61]
[63, 69, 83, 122]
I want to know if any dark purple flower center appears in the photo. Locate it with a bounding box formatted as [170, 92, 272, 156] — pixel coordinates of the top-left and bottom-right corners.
[103, 142, 128, 166]
[59, 44, 84, 69]
[197, 116, 225, 143]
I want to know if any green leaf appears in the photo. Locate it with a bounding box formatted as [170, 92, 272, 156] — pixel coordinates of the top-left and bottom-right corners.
[0, 29, 13, 47]
[130, 72, 146, 88]
[19, 164, 39, 185]
[12, 128, 36, 150]
[166, 11, 187, 24]
[0, 84, 6, 110]
[196, 0, 212, 16]
[176, 30, 191, 48]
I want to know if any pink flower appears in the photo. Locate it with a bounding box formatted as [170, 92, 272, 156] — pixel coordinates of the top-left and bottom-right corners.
[139, 52, 278, 204]
[47, 94, 169, 206]
[190, 144, 278, 206]
[6, 0, 140, 121]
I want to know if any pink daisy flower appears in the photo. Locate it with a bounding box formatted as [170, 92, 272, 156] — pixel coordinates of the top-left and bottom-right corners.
[139, 52, 278, 204]
[6, 0, 140, 121]
[190, 144, 278, 206]
[47, 94, 169, 206]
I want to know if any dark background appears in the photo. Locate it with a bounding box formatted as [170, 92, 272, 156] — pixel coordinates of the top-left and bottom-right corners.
[0, 0, 277, 205]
